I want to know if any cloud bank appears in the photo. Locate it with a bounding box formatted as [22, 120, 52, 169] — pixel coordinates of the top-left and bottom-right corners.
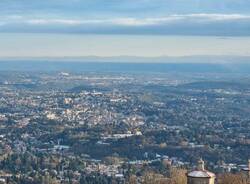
[1, 0, 250, 36]
[0, 14, 250, 36]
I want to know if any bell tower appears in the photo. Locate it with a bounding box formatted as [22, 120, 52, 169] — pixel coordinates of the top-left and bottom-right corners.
[197, 158, 205, 171]
[187, 159, 215, 184]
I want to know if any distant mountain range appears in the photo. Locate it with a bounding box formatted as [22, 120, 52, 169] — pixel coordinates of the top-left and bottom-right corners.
[0, 55, 250, 73]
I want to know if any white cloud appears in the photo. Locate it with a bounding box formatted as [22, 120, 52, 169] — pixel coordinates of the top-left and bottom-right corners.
[27, 19, 83, 25]
[25, 17, 179, 26]
[22, 14, 250, 27]
[178, 14, 250, 21]
[1, 14, 250, 35]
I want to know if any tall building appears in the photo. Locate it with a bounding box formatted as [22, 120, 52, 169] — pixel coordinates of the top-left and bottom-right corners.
[241, 159, 250, 179]
[187, 158, 215, 184]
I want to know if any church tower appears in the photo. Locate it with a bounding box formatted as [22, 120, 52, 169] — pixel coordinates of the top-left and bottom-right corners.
[187, 158, 215, 184]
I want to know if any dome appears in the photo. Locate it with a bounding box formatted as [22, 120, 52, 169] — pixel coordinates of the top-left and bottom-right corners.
[187, 158, 215, 178]
[187, 170, 215, 178]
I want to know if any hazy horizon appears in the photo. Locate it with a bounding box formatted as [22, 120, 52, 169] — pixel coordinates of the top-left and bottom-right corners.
[1, 0, 250, 60]
[0, 34, 250, 59]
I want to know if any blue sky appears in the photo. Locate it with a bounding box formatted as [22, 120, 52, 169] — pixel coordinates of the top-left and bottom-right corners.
[1, 0, 250, 35]
[0, 0, 250, 58]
